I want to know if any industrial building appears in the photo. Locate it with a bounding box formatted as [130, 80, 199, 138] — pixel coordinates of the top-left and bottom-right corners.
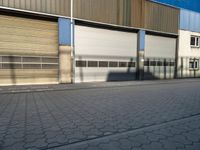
[0, 0, 199, 85]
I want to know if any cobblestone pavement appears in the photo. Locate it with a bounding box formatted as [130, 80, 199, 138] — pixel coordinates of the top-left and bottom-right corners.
[0, 81, 200, 150]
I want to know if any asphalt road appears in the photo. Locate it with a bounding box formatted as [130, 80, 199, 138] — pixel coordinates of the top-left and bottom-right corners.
[0, 80, 200, 150]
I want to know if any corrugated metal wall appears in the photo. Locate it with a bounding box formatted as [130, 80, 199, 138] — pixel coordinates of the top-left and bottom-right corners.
[144, 1, 179, 34]
[0, 0, 179, 34]
[0, 0, 71, 16]
[73, 0, 144, 28]
[180, 9, 200, 33]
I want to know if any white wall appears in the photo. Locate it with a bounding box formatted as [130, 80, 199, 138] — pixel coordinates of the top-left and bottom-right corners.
[179, 30, 200, 57]
[178, 30, 200, 78]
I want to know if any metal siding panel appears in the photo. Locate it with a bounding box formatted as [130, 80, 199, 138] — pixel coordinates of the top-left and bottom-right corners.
[59, 0, 65, 15]
[14, 0, 20, 8]
[0, 0, 70, 17]
[35, 0, 41, 12]
[46, 0, 51, 13]
[180, 10, 189, 30]
[3, 0, 9, 6]
[145, 1, 179, 34]
[73, 0, 144, 28]
[180, 9, 200, 32]
[41, 0, 46, 12]
[30, 0, 36, 11]
[25, 0, 31, 10]
[58, 18, 72, 45]
[20, 0, 26, 9]
[8, 0, 14, 7]
[139, 30, 145, 51]
[55, 0, 60, 15]
[50, 0, 56, 14]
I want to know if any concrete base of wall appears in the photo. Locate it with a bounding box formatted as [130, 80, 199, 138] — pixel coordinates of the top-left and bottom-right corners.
[59, 45, 72, 84]
[137, 51, 145, 80]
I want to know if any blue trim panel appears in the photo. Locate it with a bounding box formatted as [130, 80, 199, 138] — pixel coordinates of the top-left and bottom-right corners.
[180, 9, 200, 32]
[151, 0, 200, 13]
[138, 30, 145, 51]
[58, 18, 74, 45]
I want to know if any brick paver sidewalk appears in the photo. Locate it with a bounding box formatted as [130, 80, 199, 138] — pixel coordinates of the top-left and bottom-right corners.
[0, 80, 200, 150]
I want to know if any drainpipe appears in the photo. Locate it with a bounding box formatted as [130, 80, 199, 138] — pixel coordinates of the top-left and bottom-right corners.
[70, 0, 75, 83]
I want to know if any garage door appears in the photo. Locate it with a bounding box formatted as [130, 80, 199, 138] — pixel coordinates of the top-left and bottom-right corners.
[144, 35, 176, 79]
[74, 25, 137, 83]
[0, 15, 59, 85]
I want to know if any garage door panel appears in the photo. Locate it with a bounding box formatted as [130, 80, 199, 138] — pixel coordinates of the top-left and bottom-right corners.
[0, 26, 58, 38]
[0, 42, 58, 52]
[145, 35, 176, 58]
[144, 36, 176, 80]
[0, 15, 57, 30]
[75, 26, 137, 57]
[0, 69, 58, 77]
[0, 34, 57, 45]
[75, 25, 137, 83]
[0, 15, 58, 85]
[0, 49, 57, 56]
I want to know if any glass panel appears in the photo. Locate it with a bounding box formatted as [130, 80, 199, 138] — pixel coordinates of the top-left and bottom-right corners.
[3, 56, 21, 62]
[109, 61, 118, 67]
[119, 62, 127, 67]
[157, 61, 163, 66]
[191, 36, 196, 46]
[128, 62, 136, 67]
[196, 37, 199, 47]
[99, 61, 108, 67]
[76, 60, 86, 67]
[2, 64, 22, 69]
[150, 61, 156, 66]
[23, 64, 41, 69]
[88, 61, 98, 67]
[144, 61, 149, 66]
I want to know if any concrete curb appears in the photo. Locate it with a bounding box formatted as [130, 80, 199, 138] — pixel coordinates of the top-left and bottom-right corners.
[0, 79, 200, 94]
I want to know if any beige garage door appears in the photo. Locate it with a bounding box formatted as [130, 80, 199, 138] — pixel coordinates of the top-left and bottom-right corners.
[0, 14, 59, 85]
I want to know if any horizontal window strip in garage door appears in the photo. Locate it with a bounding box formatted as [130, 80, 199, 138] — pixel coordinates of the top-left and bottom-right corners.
[0, 55, 58, 69]
[76, 60, 136, 68]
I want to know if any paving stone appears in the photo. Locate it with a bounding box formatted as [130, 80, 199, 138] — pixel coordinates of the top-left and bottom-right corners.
[0, 81, 200, 150]
[142, 142, 163, 150]
[99, 141, 121, 150]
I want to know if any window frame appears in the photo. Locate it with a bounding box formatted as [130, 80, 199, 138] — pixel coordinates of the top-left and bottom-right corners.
[191, 36, 200, 48]
[189, 59, 199, 70]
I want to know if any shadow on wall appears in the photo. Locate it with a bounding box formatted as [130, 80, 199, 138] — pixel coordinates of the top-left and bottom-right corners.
[9, 56, 17, 85]
[106, 71, 161, 81]
[106, 72, 137, 81]
[78, 56, 84, 82]
[177, 65, 200, 78]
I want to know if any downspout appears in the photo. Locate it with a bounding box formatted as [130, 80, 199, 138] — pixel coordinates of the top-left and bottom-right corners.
[70, 0, 75, 83]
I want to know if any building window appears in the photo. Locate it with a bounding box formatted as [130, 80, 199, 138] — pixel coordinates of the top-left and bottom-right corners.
[88, 61, 98, 67]
[128, 62, 136, 67]
[189, 59, 199, 70]
[191, 36, 200, 47]
[76, 60, 87, 67]
[99, 61, 108, 67]
[109, 61, 118, 67]
[119, 62, 127, 67]
[149, 61, 156, 66]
